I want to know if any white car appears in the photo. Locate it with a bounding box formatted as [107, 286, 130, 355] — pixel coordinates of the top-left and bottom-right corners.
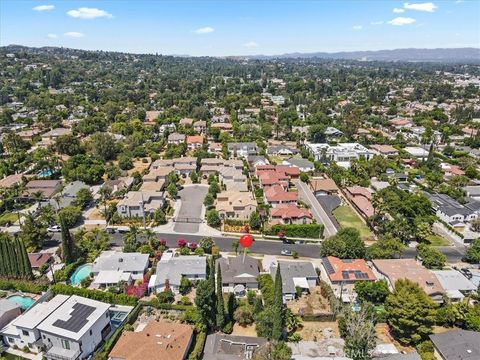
[47, 225, 61, 232]
[281, 249, 293, 256]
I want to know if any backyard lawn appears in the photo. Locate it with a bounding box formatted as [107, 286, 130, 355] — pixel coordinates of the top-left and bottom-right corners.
[332, 205, 374, 240]
[0, 212, 19, 226]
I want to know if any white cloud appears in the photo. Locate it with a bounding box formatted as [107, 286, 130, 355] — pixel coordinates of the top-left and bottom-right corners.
[455, 0, 464, 3]
[393, 8, 405, 13]
[33, 4, 54, 11]
[403, 2, 437, 12]
[388, 17, 417, 25]
[67, 7, 113, 19]
[352, 25, 363, 30]
[243, 41, 259, 48]
[370, 21, 384, 25]
[47, 33, 58, 39]
[194, 26, 214, 34]
[64, 32, 85, 38]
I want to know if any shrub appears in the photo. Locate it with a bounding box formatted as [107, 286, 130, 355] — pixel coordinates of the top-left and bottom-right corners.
[0, 279, 48, 294]
[222, 321, 233, 334]
[234, 305, 254, 326]
[266, 224, 324, 239]
[157, 289, 175, 304]
[51, 284, 137, 306]
[188, 331, 206, 360]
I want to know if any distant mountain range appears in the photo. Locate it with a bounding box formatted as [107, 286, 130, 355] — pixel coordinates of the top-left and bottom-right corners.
[2, 45, 479, 63]
[247, 48, 480, 63]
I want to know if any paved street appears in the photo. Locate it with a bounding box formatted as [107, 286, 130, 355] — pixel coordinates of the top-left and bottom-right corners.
[295, 180, 338, 237]
[173, 185, 208, 233]
[51, 232, 466, 262]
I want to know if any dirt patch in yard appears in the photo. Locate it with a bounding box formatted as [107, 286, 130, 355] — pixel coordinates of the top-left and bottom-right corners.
[287, 286, 332, 315]
[375, 323, 412, 353]
[87, 207, 105, 221]
[128, 158, 151, 176]
[232, 323, 257, 337]
[297, 321, 339, 341]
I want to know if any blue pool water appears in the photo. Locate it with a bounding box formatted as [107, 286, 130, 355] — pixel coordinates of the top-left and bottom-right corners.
[70, 264, 92, 286]
[7, 295, 35, 310]
[38, 169, 53, 178]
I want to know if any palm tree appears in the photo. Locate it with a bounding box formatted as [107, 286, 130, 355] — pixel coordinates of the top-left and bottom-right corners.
[99, 185, 113, 227]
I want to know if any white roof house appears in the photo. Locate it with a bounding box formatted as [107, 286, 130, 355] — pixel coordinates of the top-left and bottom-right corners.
[404, 146, 429, 159]
[92, 251, 149, 281]
[305, 142, 373, 168]
[431, 270, 477, 300]
[151, 256, 207, 294]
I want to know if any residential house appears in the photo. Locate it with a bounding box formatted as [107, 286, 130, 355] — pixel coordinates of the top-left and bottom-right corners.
[41, 128, 71, 141]
[92, 251, 149, 287]
[193, 120, 206, 133]
[440, 163, 465, 179]
[104, 177, 134, 193]
[28, 253, 53, 271]
[116, 191, 164, 218]
[216, 256, 260, 296]
[218, 167, 248, 192]
[389, 117, 413, 130]
[17, 129, 41, 141]
[322, 256, 376, 302]
[208, 142, 223, 155]
[267, 145, 298, 157]
[371, 259, 444, 302]
[227, 142, 257, 159]
[289, 339, 351, 360]
[309, 178, 339, 195]
[369, 144, 399, 157]
[2, 295, 113, 360]
[305, 143, 373, 168]
[167, 133, 186, 145]
[282, 158, 314, 172]
[463, 185, 480, 201]
[0, 300, 21, 330]
[324, 126, 344, 137]
[186, 135, 204, 151]
[426, 193, 480, 229]
[144, 110, 161, 124]
[429, 330, 479, 360]
[150, 255, 207, 294]
[270, 205, 313, 225]
[210, 122, 233, 133]
[247, 155, 269, 168]
[23, 179, 61, 199]
[264, 185, 298, 207]
[50, 181, 89, 210]
[109, 320, 193, 360]
[344, 186, 374, 219]
[179, 118, 194, 127]
[403, 146, 429, 160]
[216, 191, 257, 221]
[270, 261, 318, 301]
[0, 174, 24, 189]
[431, 270, 477, 301]
[203, 334, 267, 360]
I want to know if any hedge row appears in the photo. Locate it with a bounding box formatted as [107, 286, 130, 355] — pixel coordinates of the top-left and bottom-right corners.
[140, 298, 195, 311]
[0, 278, 48, 294]
[301, 313, 336, 322]
[54, 258, 85, 282]
[265, 223, 324, 239]
[51, 284, 138, 306]
[188, 331, 206, 360]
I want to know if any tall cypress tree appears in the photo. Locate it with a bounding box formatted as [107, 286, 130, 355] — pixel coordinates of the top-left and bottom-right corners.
[208, 257, 217, 316]
[17, 237, 33, 279]
[14, 237, 24, 277]
[272, 264, 284, 341]
[0, 236, 7, 276]
[6, 238, 17, 278]
[60, 215, 74, 264]
[215, 262, 225, 329]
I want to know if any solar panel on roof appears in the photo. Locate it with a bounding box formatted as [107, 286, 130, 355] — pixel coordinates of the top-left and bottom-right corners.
[322, 258, 335, 274]
[342, 271, 349, 279]
[52, 303, 96, 333]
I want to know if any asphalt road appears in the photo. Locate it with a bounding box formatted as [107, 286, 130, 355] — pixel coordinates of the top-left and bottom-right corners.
[51, 232, 466, 262]
[295, 180, 338, 237]
[173, 185, 208, 233]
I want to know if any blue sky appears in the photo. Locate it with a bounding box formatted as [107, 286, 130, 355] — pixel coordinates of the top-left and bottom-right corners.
[0, 1, 478, 56]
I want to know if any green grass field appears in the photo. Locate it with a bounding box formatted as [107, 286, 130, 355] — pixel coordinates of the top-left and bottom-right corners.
[0, 212, 19, 226]
[332, 205, 374, 240]
[426, 234, 450, 246]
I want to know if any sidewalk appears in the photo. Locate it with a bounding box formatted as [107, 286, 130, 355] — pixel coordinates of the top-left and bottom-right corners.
[221, 231, 324, 243]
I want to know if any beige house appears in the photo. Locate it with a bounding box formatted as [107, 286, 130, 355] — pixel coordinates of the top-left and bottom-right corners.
[216, 191, 257, 220]
[117, 191, 164, 218]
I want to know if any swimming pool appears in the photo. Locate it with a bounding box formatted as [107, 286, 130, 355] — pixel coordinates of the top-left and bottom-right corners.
[38, 169, 53, 178]
[7, 295, 35, 310]
[70, 264, 92, 286]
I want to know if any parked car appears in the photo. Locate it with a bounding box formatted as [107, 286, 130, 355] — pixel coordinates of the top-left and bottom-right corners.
[461, 268, 473, 279]
[106, 227, 117, 234]
[281, 249, 293, 256]
[47, 225, 61, 232]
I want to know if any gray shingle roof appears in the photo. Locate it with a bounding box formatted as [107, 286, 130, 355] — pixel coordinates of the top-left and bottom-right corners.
[92, 251, 149, 274]
[430, 330, 480, 360]
[155, 256, 206, 287]
[216, 256, 260, 285]
[270, 261, 317, 294]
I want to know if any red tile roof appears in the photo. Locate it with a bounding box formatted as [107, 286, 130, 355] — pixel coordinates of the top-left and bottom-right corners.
[265, 185, 298, 202]
[323, 256, 376, 282]
[271, 204, 312, 220]
[28, 253, 53, 268]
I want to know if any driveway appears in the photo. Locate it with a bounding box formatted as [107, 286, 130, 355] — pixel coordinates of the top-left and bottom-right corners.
[173, 185, 208, 234]
[295, 180, 338, 237]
